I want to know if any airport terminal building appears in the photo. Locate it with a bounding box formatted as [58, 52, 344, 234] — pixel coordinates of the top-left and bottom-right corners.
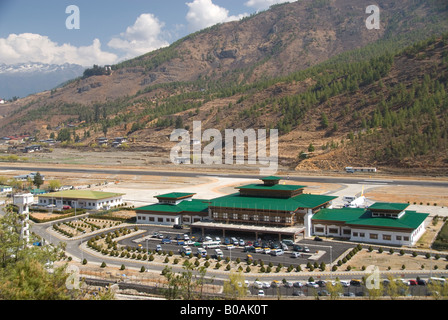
[136, 176, 336, 240]
[135, 176, 431, 246]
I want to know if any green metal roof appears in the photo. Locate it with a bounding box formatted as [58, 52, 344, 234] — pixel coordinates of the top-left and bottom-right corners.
[368, 202, 409, 212]
[210, 193, 336, 210]
[312, 207, 429, 230]
[237, 183, 306, 191]
[41, 190, 124, 200]
[155, 192, 196, 199]
[312, 207, 366, 222]
[261, 176, 282, 181]
[136, 199, 210, 213]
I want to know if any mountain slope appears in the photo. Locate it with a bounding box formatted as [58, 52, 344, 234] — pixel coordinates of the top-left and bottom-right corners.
[0, 0, 448, 173]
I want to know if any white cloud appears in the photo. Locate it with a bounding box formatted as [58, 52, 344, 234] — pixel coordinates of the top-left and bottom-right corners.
[245, 0, 297, 11]
[0, 33, 118, 67]
[108, 13, 170, 59]
[186, 0, 248, 32]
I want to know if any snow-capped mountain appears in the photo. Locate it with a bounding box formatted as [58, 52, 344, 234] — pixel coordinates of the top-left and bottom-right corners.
[0, 62, 85, 99]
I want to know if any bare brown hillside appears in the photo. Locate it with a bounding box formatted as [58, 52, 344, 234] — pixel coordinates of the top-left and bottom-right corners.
[0, 0, 447, 174]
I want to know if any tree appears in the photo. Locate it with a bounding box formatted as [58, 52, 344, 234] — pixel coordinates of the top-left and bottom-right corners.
[33, 172, 44, 189]
[48, 180, 62, 192]
[308, 143, 315, 152]
[57, 128, 71, 142]
[223, 271, 248, 299]
[320, 112, 329, 129]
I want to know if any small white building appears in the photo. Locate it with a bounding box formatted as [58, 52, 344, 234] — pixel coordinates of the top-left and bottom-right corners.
[38, 190, 124, 210]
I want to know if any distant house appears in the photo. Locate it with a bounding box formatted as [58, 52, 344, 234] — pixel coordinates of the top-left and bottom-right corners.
[0, 186, 12, 193]
[97, 137, 108, 146]
[23, 145, 42, 153]
[14, 172, 45, 181]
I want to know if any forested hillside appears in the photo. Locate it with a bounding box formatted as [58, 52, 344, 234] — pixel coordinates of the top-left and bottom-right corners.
[1, 1, 448, 173]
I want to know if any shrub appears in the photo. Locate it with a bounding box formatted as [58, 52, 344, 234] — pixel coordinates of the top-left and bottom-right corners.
[82, 259, 87, 265]
[140, 266, 146, 273]
[120, 264, 126, 270]
[101, 262, 106, 268]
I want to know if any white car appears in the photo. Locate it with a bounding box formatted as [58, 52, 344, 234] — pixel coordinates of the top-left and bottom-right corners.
[306, 282, 319, 288]
[340, 280, 350, 287]
[291, 252, 301, 258]
[284, 281, 294, 288]
[226, 244, 235, 250]
[254, 281, 263, 289]
[258, 290, 265, 297]
[262, 282, 271, 289]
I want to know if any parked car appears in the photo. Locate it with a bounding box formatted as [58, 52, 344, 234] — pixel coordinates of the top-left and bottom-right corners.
[314, 236, 323, 241]
[161, 237, 172, 244]
[303, 246, 310, 253]
[226, 244, 235, 250]
[293, 245, 303, 252]
[239, 239, 245, 246]
[263, 247, 271, 254]
[173, 224, 183, 229]
[254, 247, 263, 253]
[262, 282, 271, 289]
[291, 252, 302, 258]
[271, 280, 281, 288]
[316, 280, 327, 287]
[62, 205, 71, 210]
[258, 290, 265, 297]
[350, 279, 362, 286]
[244, 246, 255, 252]
[254, 281, 263, 289]
[292, 290, 304, 296]
[214, 249, 224, 258]
[282, 240, 294, 246]
[284, 281, 294, 288]
[417, 279, 427, 286]
[408, 280, 418, 286]
[293, 281, 303, 288]
[306, 282, 319, 288]
[340, 280, 350, 287]
[344, 292, 355, 297]
[156, 245, 162, 252]
[271, 249, 284, 256]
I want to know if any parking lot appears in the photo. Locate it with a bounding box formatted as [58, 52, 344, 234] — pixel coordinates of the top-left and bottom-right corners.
[117, 225, 353, 267]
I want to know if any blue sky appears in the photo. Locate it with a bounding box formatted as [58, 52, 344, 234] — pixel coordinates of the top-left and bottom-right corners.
[0, 0, 295, 66]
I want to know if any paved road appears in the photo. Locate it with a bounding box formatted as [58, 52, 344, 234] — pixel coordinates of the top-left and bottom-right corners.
[1, 165, 448, 188]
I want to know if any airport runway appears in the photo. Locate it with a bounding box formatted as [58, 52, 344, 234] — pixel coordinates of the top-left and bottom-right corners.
[0, 165, 448, 188]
